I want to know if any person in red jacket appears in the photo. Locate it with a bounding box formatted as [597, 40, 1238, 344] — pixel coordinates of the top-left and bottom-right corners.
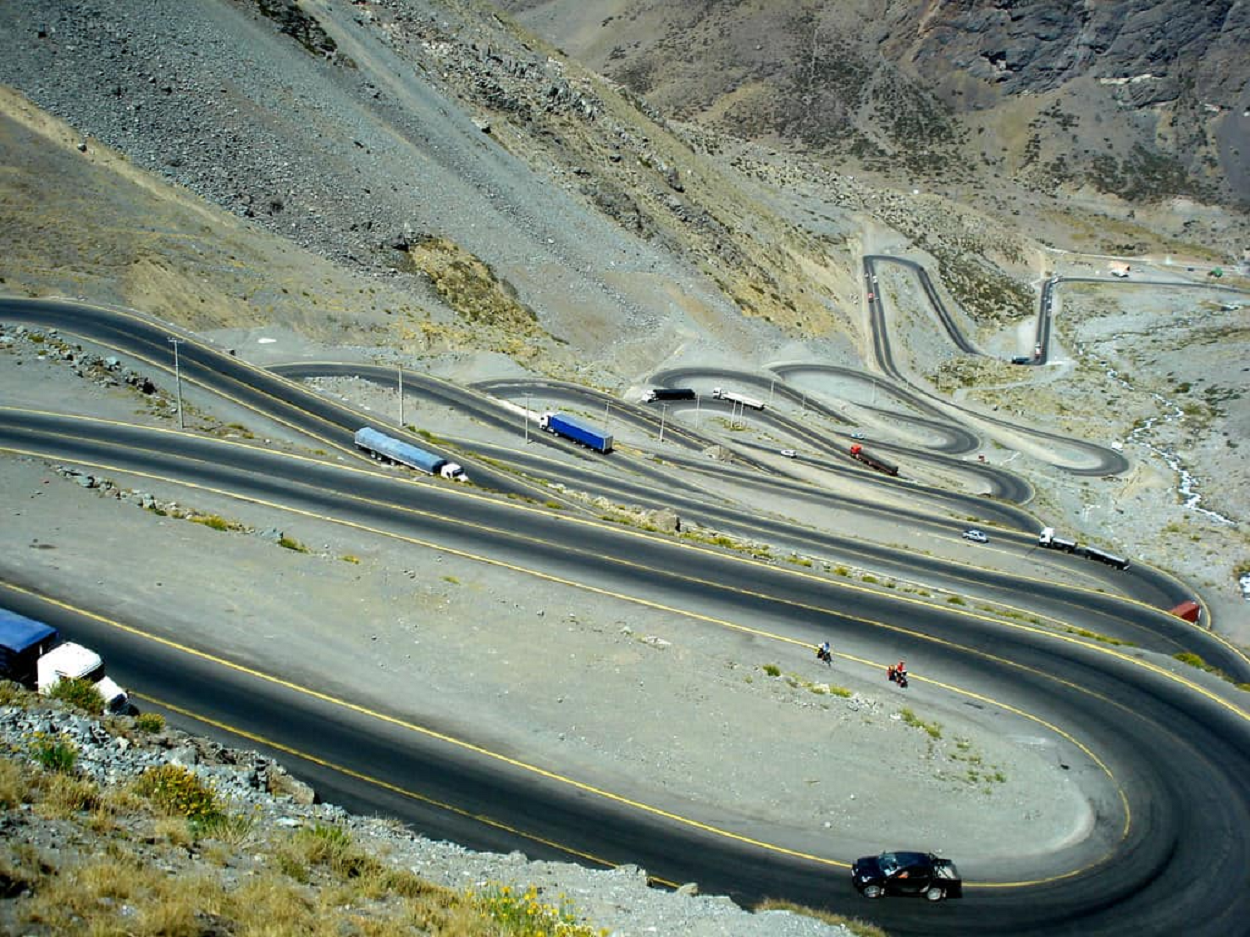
[888, 660, 908, 686]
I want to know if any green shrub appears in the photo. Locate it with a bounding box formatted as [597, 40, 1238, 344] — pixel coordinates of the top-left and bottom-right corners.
[286, 823, 383, 883]
[46, 677, 104, 714]
[135, 712, 165, 733]
[470, 882, 607, 937]
[1174, 651, 1205, 668]
[31, 732, 78, 774]
[135, 764, 221, 823]
[277, 536, 309, 553]
[762, 663, 781, 677]
[1064, 626, 1129, 647]
[899, 708, 942, 739]
[190, 514, 233, 532]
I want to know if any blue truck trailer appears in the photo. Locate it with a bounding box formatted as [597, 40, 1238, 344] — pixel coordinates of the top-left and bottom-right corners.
[0, 609, 58, 689]
[539, 412, 613, 453]
[354, 427, 468, 481]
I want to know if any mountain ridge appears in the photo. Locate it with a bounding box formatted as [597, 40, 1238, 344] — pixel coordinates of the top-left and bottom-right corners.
[500, 0, 1250, 207]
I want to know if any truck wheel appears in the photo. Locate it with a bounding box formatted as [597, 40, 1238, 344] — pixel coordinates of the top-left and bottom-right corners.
[862, 885, 884, 899]
[925, 886, 945, 902]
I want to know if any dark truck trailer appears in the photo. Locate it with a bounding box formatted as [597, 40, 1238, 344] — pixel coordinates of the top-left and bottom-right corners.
[1081, 546, 1131, 571]
[644, 387, 696, 402]
[540, 412, 613, 453]
[848, 443, 899, 477]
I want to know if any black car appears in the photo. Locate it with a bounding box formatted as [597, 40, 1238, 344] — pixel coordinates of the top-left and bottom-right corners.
[852, 851, 962, 901]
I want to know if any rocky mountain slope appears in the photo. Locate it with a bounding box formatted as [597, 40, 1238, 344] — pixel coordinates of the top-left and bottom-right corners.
[500, 0, 1250, 207]
[0, 0, 878, 382]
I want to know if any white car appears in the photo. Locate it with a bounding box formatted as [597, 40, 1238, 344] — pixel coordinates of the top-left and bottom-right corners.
[780, 449, 797, 458]
[962, 529, 989, 544]
[851, 432, 866, 440]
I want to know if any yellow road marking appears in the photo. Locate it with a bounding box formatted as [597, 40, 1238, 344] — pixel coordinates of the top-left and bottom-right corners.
[6, 435, 1247, 886]
[140, 693, 638, 877]
[0, 580, 844, 870]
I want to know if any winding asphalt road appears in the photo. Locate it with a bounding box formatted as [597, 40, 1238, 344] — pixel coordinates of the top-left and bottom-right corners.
[863, 256, 1131, 477]
[3, 298, 1250, 936]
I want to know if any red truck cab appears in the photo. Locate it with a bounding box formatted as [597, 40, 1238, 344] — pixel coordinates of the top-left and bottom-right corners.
[1169, 600, 1201, 624]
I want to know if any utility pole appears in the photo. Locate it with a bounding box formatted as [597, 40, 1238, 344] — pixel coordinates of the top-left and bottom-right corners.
[603, 401, 610, 432]
[769, 378, 775, 407]
[398, 366, 404, 428]
[524, 392, 530, 444]
[167, 337, 184, 429]
[659, 404, 667, 444]
[694, 393, 701, 431]
[801, 393, 807, 417]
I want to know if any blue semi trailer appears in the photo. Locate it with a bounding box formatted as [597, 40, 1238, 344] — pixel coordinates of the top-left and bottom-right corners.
[539, 412, 613, 453]
[354, 427, 468, 481]
[0, 610, 58, 689]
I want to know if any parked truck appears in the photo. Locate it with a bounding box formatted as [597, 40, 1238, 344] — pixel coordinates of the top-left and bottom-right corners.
[711, 387, 765, 411]
[0, 608, 129, 712]
[848, 443, 899, 477]
[644, 387, 696, 402]
[354, 426, 468, 481]
[539, 412, 613, 453]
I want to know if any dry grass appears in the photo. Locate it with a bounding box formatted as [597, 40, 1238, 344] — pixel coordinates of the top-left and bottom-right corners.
[0, 756, 26, 807]
[33, 771, 104, 818]
[0, 738, 617, 937]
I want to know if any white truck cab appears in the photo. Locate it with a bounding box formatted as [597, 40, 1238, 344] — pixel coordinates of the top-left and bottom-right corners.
[37, 642, 129, 712]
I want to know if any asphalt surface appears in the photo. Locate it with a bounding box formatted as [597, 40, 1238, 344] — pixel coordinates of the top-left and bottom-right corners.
[863, 255, 1131, 477]
[3, 297, 1250, 936]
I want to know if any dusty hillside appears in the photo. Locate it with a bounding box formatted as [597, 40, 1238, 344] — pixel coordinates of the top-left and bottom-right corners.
[500, 0, 1250, 212]
[0, 0, 879, 382]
